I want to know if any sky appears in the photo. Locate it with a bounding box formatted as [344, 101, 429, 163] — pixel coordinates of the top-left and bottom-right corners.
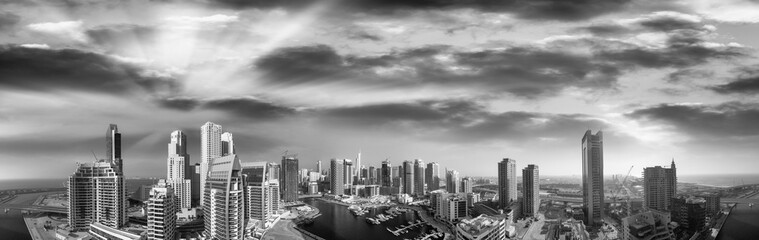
[1, 0, 759, 180]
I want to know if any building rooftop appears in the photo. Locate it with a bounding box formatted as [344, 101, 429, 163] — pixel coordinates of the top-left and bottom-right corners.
[457, 214, 506, 237]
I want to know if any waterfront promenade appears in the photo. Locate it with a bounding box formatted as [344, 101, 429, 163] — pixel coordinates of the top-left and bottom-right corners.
[405, 205, 453, 240]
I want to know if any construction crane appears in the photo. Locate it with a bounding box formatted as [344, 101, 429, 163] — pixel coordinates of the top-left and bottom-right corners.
[611, 166, 634, 215]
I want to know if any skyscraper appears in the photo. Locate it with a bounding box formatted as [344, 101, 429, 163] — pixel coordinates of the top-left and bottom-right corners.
[190, 163, 201, 207]
[166, 130, 192, 209]
[330, 159, 344, 195]
[381, 160, 392, 187]
[316, 161, 322, 175]
[403, 160, 415, 195]
[343, 159, 354, 186]
[242, 162, 270, 222]
[106, 124, 122, 172]
[203, 154, 245, 240]
[523, 164, 539, 217]
[461, 177, 473, 194]
[582, 130, 604, 225]
[281, 156, 299, 202]
[356, 151, 362, 179]
[498, 158, 517, 208]
[643, 160, 677, 212]
[200, 122, 222, 206]
[147, 179, 177, 240]
[221, 132, 235, 156]
[414, 159, 426, 195]
[426, 162, 440, 191]
[446, 170, 460, 194]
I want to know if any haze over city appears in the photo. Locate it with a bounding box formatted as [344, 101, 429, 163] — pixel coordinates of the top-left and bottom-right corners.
[2, 0, 759, 179]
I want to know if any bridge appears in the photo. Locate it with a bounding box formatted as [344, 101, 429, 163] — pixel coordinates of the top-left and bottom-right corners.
[3, 204, 67, 214]
[721, 198, 759, 204]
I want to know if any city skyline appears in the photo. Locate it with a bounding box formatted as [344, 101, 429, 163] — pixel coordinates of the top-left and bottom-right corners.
[3, 0, 759, 180]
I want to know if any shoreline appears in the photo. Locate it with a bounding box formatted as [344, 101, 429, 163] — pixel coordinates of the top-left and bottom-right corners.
[23, 216, 43, 240]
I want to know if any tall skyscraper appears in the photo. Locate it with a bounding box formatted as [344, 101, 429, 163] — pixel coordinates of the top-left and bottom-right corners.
[446, 170, 460, 194]
[166, 130, 192, 209]
[200, 122, 222, 206]
[203, 154, 245, 240]
[343, 159, 354, 186]
[281, 156, 299, 202]
[643, 160, 677, 212]
[414, 159, 426, 195]
[403, 161, 415, 195]
[498, 158, 517, 208]
[523, 164, 539, 217]
[461, 177, 473, 193]
[106, 124, 122, 172]
[242, 162, 270, 223]
[316, 161, 322, 175]
[356, 152, 362, 179]
[147, 179, 177, 240]
[221, 132, 235, 156]
[368, 166, 376, 184]
[425, 162, 440, 191]
[381, 160, 392, 187]
[330, 159, 345, 195]
[582, 130, 604, 225]
[190, 163, 201, 207]
[266, 163, 282, 216]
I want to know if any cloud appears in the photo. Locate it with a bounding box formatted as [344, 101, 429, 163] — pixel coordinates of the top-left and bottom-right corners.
[626, 102, 759, 138]
[666, 69, 714, 83]
[710, 74, 759, 95]
[86, 24, 158, 50]
[0, 12, 20, 32]
[27, 20, 87, 42]
[207, 0, 631, 21]
[156, 96, 296, 119]
[165, 14, 239, 29]
[0, 45, 179, 95]
[254, 45, 353, 85]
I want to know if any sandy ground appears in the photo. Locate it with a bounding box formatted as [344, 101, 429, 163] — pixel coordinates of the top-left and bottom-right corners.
[262, 220, 306, 240]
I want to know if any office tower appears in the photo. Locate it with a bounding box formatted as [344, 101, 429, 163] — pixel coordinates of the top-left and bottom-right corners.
[403, 161, 415, 195]
[106, 124, 122, 173]
[621, 210, 674, 240]
[644, 160, 677, 212]
[200, 122, 222, 206]
[166, 130, 192, 209]
[446, 170, 460, 194]
[221, 132, 235, 156]
[522, 165, 539, 217]
[316, 161, 322, 175]
[456, 215, 508, 240]
[582, 130, 604, 225]
[330, 159, 345, 195]
[671, 197, 706, 234]
[267, 163, 280, 182]
[343, 159, 354, 186]
[375, 168, 382, 185]
[147, 180, 177, 240]
[68, 160, 127, 231]
[426, 162, 440, 191]
[203, 155, 245, 240]
[414, 159, 426, 195]
[381, 160, 392, 187]
[498, 158, 517, 209]
[190, 163, 201, 207]
[368, 166, 376, 184]
[356, 152, 362, 179]
[461, 177, 473, 193]
[242, 162, 270, 222]
[280, 157, 299, 202]
[701, 194, 720, 217]
[391, 166, 401, 187]
[441, 195, 468, 223]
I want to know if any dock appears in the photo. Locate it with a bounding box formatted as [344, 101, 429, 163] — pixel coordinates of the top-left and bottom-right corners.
[387, 220, 425, 236]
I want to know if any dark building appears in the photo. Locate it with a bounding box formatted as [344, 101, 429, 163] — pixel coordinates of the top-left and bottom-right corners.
[426, 162, 440, 191]
[330, 159, 344, 195]
[643, 160, 677, 211]
[280, 157, 299, 202]
[190, 163, 201, 207]
[106, 124, 122, 173]
[582, 130, 604, 225]
[671, 197, 706, 234]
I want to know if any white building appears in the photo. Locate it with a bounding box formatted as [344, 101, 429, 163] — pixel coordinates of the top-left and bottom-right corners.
[200, 122, 222, 207]
[203, 155, 245, 240]
[456, 214, 508, 240]
[147, 180, 177, 240]
[68, 160, 127, 231]
[167, 130, 192, 209]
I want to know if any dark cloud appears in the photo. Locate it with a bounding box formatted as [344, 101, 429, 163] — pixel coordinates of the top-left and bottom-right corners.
[86, 24, 157, 50]
[207, 0, 630, 21]
[711, 76, 759, 95]
[666, 69, 713, 83]
[576, 12, 710, 36]
[627, 102, 759, 137]
[0, 12, 20, 32]
[346, 30, 383, 41]
[597, 45, 744, 69]
[155, 96, 296, 120]
[575, 24, 629, 36]
[0, 45, 179, 94]
[253, 44, 620, 98]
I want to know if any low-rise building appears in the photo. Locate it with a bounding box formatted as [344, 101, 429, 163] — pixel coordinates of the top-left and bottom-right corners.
[621, 210, 674, 240]
[456, 214, 508, 240]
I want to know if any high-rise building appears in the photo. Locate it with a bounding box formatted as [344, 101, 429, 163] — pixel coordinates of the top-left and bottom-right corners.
[280, 157, 299, 202]
[403, 161, 415, 195]
[582, 130, 604, 225]
[203, 155, 245, 240]
[498, 158, 517, 208]
[221, 132, 235, 156]
[356, 152, 362, 179]
[461, 177, 473, 193]
[147, 179, 177, 240]
[68, 160, 127, 231]
[671, 197, 706, 234]
[106, 124, 122, 172]
[644, 160, 677, 212]
[446, 170, 460, 194]
[166, 130, 192, 209]
[441, 194, 468, 224]
[200, 122, 222, 206]
[343, 159, 354, 186]
[700, 194, 720, 217]
[242, 162, 270, 223]
[426, 162, 440, 191]
[621, 210, 674, 240]
[368, 166, 376, 185]
[316, 161, 322, 175]
[330, 159, 345, 195]
[190, 163, 201, 207]
[414, 159, 426, 195]
[391, 166, 401, 188]
[381, 160, 392, 187]
[267, 163, 280, 182]
[522, 165, 539, 217]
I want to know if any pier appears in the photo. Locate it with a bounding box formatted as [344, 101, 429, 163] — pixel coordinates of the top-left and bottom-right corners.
[387, 220, 425, 236]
